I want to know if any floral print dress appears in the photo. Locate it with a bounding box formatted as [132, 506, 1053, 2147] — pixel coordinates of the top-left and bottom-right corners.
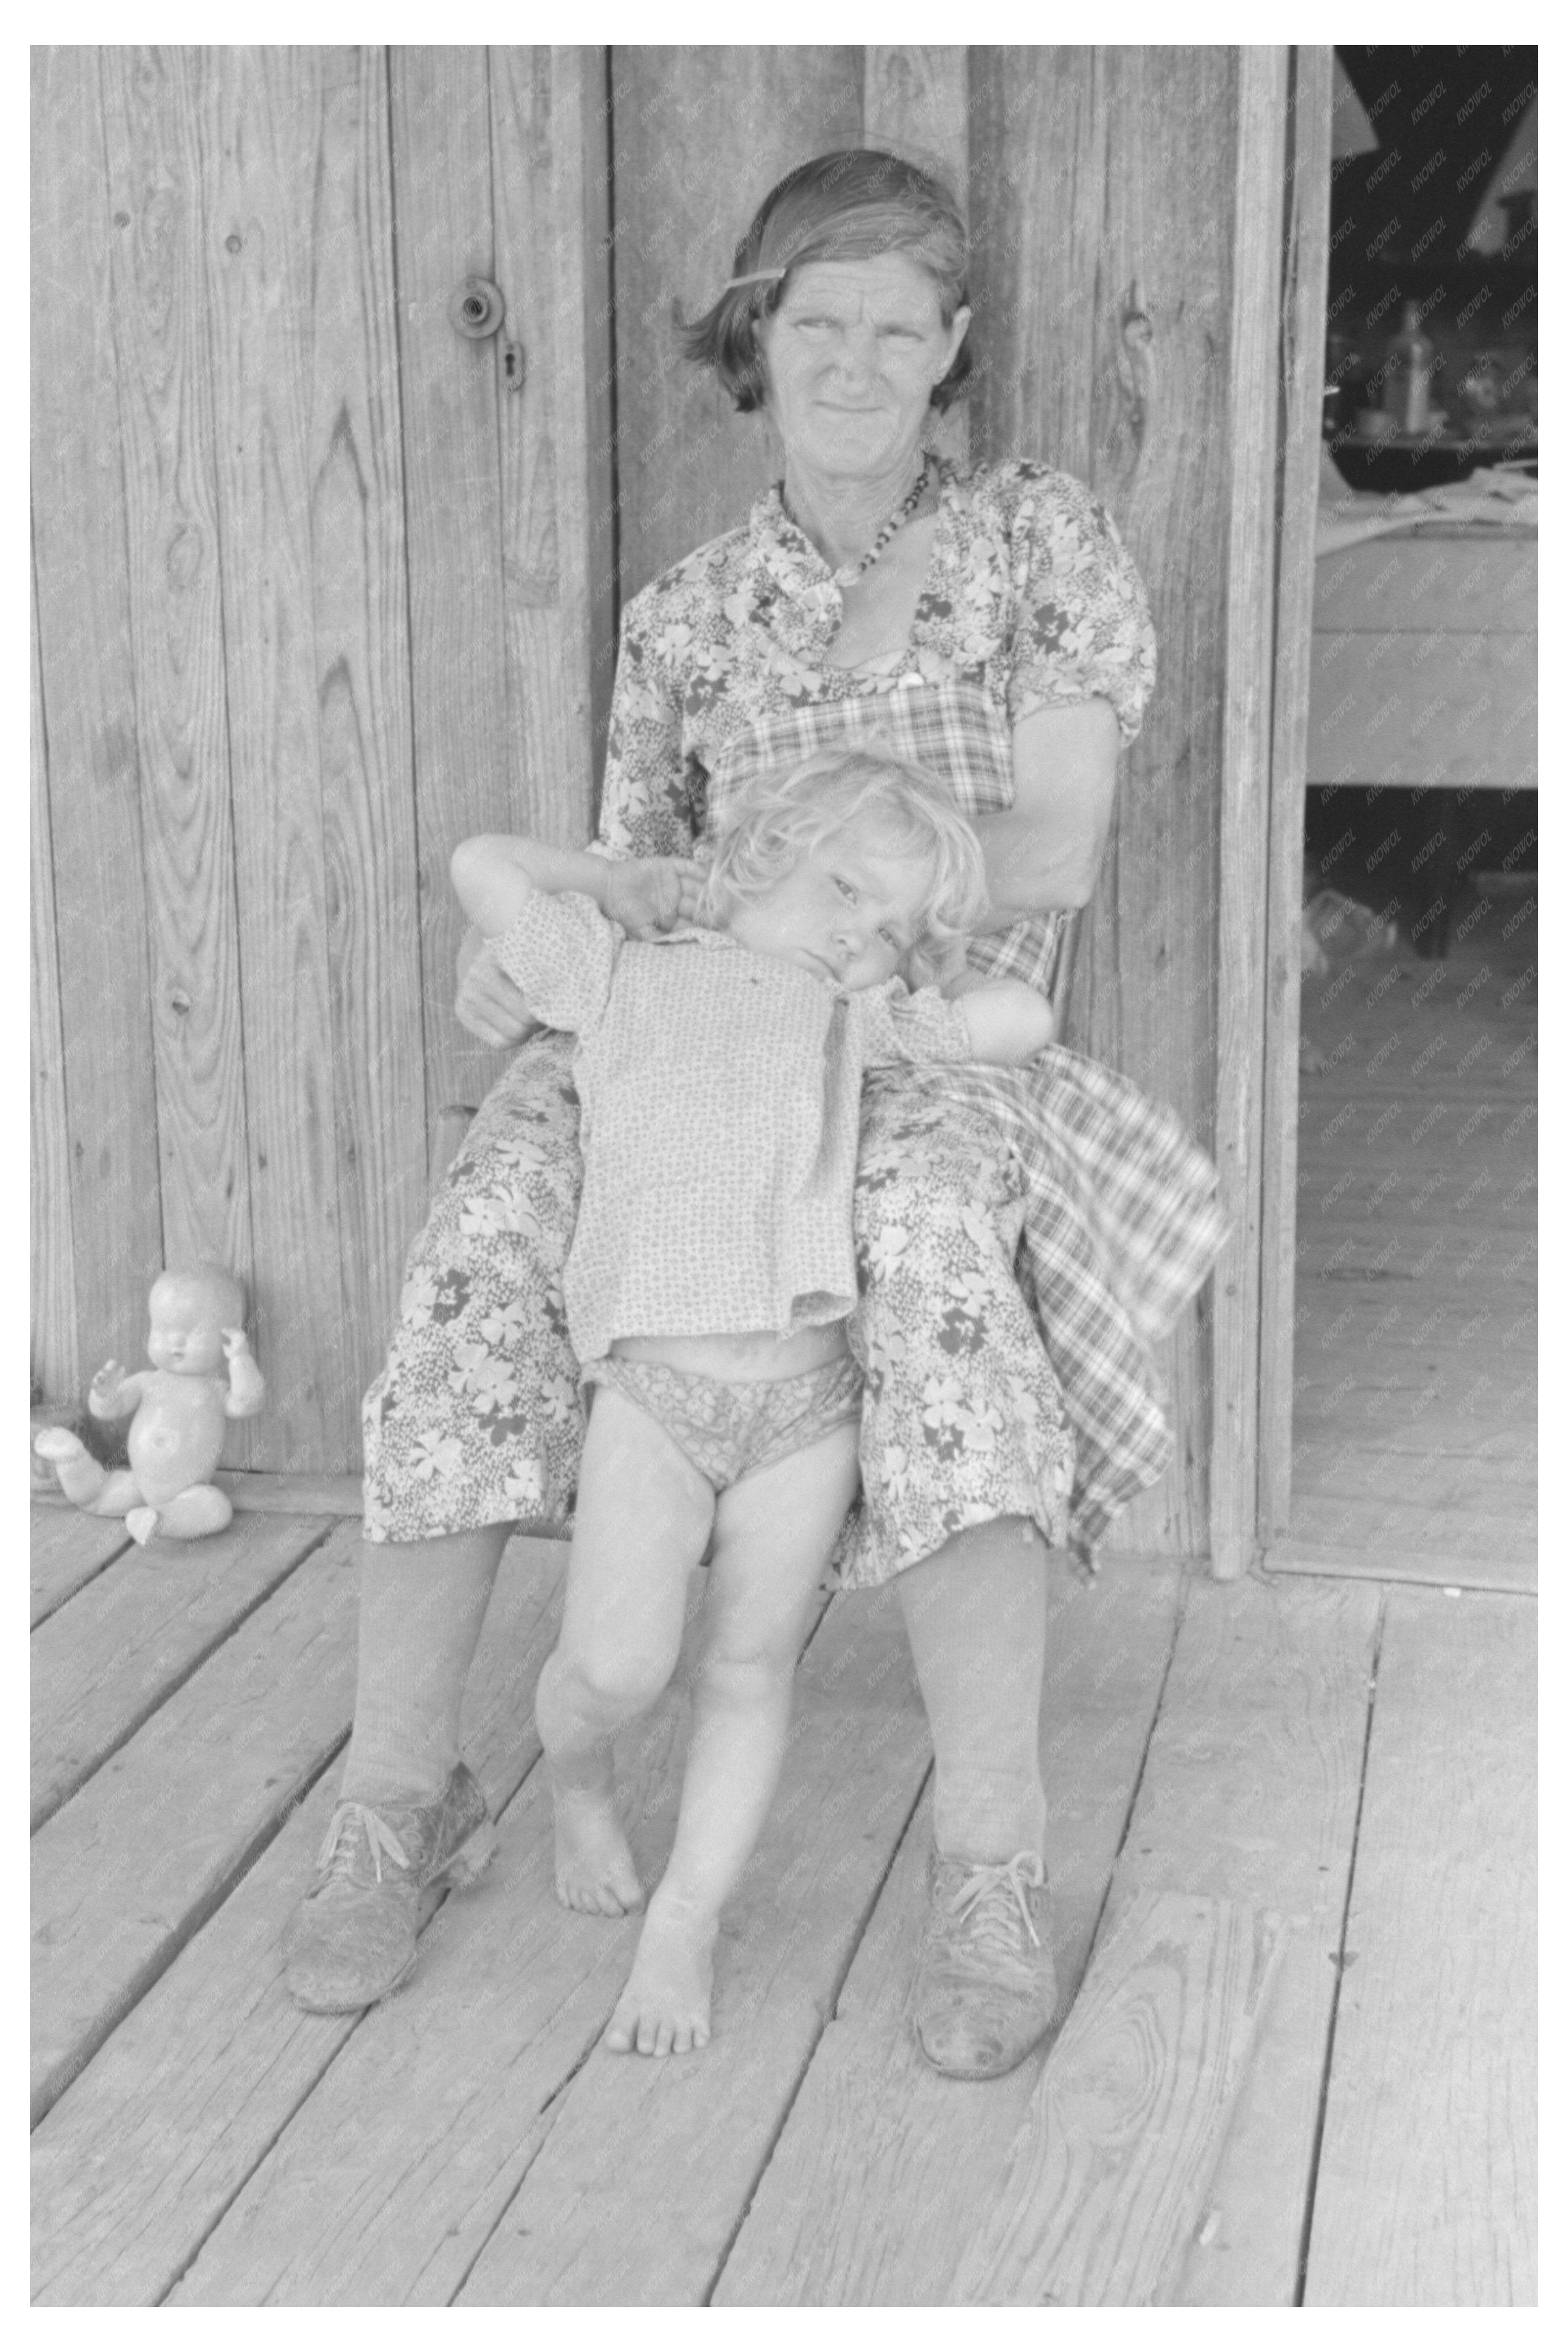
[362, 457, 1225, 1584]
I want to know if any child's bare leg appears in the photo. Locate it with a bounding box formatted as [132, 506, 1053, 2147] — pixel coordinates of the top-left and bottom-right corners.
[535, 1387, 714, 1916]
[607, 1420, 860, 2057]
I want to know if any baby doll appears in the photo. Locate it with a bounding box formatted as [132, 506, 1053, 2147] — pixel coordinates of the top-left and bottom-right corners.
[33, 1266, 265, 1545]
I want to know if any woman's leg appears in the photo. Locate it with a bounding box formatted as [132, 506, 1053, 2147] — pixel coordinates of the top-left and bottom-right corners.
[607, 1421, 860, 2057]
[894, 1515, 1049, 1863]
[535, 1387, 716, 1916]
[339, 1526, 511, 1805]
[851, 1078, 1064, 2076]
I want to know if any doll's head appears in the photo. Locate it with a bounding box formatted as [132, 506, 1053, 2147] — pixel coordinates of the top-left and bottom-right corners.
[147, 1266, 246, 1375]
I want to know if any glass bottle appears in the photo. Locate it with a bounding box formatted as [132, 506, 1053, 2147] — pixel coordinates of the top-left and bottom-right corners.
[1381, 301, 1435, 435]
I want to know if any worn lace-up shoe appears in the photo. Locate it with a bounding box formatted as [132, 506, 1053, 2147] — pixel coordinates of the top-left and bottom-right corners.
[910, 1849, 1057, 2079]
[283, 1761, 497, 2014]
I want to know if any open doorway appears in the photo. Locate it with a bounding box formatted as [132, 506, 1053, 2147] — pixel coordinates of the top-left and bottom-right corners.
[1266, 46, 1537, 1588]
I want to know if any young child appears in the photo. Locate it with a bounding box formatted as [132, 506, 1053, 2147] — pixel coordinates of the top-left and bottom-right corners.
[450, 745, 1055, 2058]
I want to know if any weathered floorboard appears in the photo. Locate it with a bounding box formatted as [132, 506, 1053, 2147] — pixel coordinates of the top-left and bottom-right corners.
[1113, 1574, 1381, 2306]
[30, 1537, 567, 2308]
[1303, 1587, 1536, 2306]
[950, 1893, 1284, 2305]
[30, 1523, 361, 2124]
[30, 1510, 133, 1630]
[30, 1513, 332, 1829]
[172, 1584, 919, 2305]
[713, 1561, 1183, 2305]
[451, 1587, 933, 2306]
[29, 568, 77, 1404]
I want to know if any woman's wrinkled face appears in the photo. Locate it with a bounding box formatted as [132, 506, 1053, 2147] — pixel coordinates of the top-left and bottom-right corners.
[758, 251, 970, 484]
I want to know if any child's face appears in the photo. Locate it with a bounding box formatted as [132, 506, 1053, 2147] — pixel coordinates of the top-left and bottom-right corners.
[727, 818, 933, 992]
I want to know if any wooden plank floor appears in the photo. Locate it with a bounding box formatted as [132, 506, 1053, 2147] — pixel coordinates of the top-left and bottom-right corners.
[31, 1507, 1536, 2304]
[1284, 881, 1536, 1586]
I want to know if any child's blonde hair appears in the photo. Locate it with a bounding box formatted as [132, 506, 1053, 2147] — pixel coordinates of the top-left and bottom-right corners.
[702, 742, 987, 970]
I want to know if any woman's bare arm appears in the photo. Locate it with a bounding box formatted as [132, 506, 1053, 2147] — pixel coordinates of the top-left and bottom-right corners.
[970, 698, 1121, 920]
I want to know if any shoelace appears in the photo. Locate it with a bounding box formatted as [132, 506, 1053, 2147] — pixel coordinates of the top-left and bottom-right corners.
[949, 1852, 1046, 1955]
[315, 1802, 410, 1886]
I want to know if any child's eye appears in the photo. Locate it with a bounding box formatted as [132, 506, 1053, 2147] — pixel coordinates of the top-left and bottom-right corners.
[880, 928, 902, 951]
[835, 878, 857, 903]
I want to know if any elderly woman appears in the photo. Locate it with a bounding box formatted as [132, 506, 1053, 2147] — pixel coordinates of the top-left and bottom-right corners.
[285, 150, 1221, 2078]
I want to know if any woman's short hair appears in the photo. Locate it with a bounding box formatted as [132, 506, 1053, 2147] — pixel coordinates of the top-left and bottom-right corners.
[681, 148, 972, 416]
[703, 741, 988, 968]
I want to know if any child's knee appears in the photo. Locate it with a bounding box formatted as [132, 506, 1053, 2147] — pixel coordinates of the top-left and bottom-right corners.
[546, 1638, 674, 1723]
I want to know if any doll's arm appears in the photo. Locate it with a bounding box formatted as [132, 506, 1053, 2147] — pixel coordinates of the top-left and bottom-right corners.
[221, 1329, 267, 1419]
[88, 1361, 148, 1419]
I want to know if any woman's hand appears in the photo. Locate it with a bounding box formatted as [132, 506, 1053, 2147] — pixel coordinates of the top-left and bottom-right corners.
[455, 932, 538, 1049]
[601, 856, 705, 939]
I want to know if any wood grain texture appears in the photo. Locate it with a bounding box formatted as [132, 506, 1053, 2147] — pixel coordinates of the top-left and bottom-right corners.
[1258, 45, 1333, 1539]
[610, 46, 865, 601]
[389, 46, 515, 1156]
[31, 1513, 332, 1829]
[30, 1536, 568, 2307]
[489, 47, 607, 846]
[100, 47, 253, 1283]
[30, 46, 164, 1381]
[713, 1561, 1183, 2305]
[951, 1893, 1284, 2305]
[202, 47, 427, 1470]
[1208, 45, 1289, 1578]
[1112, 1573, 1381, 2305]
[453, 1585, 936, 2306]
[30, 1510, 134, 1630]
[969, 49, 1244, 1558]
[29, 1523, 361, 2124]
[1304, 1588, 1536, 2305]
[30, 566, 78, 1404]
[1264, 1539, 1535, 1597]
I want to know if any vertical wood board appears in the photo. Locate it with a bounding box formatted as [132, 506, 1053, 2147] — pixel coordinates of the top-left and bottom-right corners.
[1303, 1588, 1536, 2306]
[1258, 46, 1333, 1538]
[389, 46, 514, 1153]
[202, 47, 358, 1467]
[1208, 45, 1290, 1577]
[29, 561, 78, 1403]
[30, 46, 165, 1380]
[100, 46, 253, 1283]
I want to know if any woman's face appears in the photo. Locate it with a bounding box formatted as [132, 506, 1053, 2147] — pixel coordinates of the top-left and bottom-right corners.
[758, 251, 970, 486]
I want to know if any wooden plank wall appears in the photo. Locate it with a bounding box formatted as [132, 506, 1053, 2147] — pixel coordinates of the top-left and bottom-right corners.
[30, 46, 612, 1470]
[35, 44, 1294, 1548]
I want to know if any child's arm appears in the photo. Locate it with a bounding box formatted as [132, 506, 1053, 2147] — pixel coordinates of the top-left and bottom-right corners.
[954, 978, 1056, 1064]
[451, 835, 704, 943]
[450, 835, 610, 940]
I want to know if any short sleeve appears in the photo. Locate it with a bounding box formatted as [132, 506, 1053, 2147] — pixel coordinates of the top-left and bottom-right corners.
[492, 892, 618, 1037]
[1005, 470, 1157, 744]
[596, 591, 703, 862]
[855, 981, 974, 1069]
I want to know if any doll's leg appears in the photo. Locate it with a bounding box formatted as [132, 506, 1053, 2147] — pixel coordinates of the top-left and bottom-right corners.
[126, 1484, 234, 1544]
[32, 1431, 139, 1516]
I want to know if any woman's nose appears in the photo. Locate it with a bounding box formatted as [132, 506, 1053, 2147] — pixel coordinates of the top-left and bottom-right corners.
[829, 325, 876, 380]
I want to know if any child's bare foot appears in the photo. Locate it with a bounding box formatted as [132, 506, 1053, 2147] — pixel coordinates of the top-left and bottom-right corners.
[604, 1894, 717, 2056]
[549, 1770, 644, 1916]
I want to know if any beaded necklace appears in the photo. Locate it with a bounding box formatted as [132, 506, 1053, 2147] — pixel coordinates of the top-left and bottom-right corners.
[782, 455, 933, 591]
